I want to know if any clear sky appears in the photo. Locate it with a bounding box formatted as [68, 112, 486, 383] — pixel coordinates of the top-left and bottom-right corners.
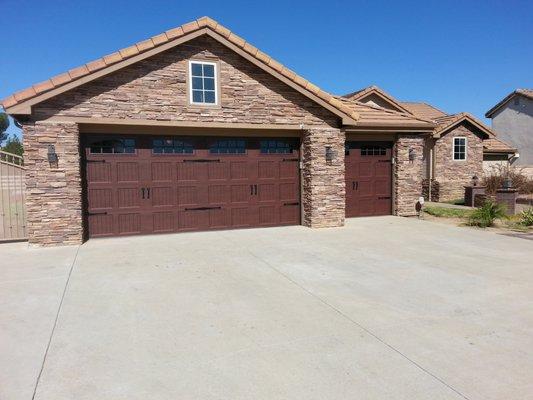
[2, 0, 532, 139]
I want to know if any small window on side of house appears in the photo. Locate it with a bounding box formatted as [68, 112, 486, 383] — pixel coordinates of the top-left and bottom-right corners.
[453, 137, 466, 160]
[189, 61, 217, 105]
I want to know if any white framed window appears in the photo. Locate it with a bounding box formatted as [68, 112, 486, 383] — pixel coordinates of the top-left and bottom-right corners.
[453, 137, 467, 160]
[189, 60, 217, 105]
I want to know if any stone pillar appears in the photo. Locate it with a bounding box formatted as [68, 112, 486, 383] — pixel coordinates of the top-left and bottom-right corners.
[24, 121, 83, 246]
[301, 127, 345, 227]
[394, 135, 424, 216]
[495, 188, 518, 215]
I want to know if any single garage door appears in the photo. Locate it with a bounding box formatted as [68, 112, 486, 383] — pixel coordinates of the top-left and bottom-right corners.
[345, 141, 392, 217]
[83, 135, 300, 238]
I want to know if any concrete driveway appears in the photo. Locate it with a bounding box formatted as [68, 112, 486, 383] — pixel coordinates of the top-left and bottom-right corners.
[1, 217, 532, 400]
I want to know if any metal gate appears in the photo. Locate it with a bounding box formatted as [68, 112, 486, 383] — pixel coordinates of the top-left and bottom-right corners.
[0, 150, 27, 241]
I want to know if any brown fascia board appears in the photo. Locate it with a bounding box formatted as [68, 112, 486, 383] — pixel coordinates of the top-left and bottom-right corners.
[433, 114, 494, 139]
[345, 86, 414, 115]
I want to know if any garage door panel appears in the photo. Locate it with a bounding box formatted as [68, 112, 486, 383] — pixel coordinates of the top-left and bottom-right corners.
[152, 212, 175, 233]
[87, 163, 111, 183]
[117, 188, 141, 208]
[151, 186, 174, 207]
[84, 135, 300, 238]
[375, 180, 390, 196]
[88, 188, 113, 209]
[151, 162, 174, 182]
[116, 162, 140, 183]
[358, 162, 373, 177]
[208, 185, 230, 204]
[118, 213, 141, 234]
[177, 162, 207, 181]
[177, 186, 199, 206]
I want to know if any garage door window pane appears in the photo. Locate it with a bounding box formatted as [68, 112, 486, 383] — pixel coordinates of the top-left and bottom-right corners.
[361, 146, 386, 156]
[90, 139, 136, 154]
[210, 139, 246, 154]
[153, 139, 194, 154]
[260, 140, 293, 154]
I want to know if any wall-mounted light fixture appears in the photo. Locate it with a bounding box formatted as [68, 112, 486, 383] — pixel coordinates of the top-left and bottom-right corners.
[471, 175, 479, 187]
[408, 147, 416, 161]
[47, 145, 58, 167]
[325, 146, 335, 163]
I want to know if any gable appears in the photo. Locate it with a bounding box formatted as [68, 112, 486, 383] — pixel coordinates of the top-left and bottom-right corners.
[2, 17, 358, 125]
[344, 86, 414, 115]
[32, 35, 340, 128]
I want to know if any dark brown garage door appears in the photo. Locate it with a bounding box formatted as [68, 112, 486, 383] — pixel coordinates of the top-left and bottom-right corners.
[345, 141, 392, 217]
[82, 135, 300, 238]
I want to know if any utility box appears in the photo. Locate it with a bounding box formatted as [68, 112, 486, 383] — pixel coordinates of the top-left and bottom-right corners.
[464, 186, 486, 207]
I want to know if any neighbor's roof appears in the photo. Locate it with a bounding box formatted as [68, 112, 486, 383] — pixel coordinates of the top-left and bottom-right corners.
[399, 102, 447, 120]
[343, 85, 414, 115]
[335, 96, 435, 130]
[483, 136, 517, 154]
[485, 89, 533, 118]
[0, 17, 359, 124]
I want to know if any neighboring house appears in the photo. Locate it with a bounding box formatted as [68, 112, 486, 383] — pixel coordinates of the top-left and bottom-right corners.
[485, 89, 533, 167]
[344, 86, 516, 201]
[0, 17, 511, 246]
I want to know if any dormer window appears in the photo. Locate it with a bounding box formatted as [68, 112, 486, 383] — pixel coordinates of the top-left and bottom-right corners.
[189, 60, 217, 105]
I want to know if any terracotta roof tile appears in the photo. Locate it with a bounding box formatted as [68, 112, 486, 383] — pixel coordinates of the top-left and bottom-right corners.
[165, 26, 184, 39]
[32, 80, 55, 94]
[483, 137, 516, 153]
[343, 85, 414, 115]
[68, 65, 90, 80]
[86, 59, 107, 72]
[182, 21, 199, 33]
[103, 52, 123, 65]
[400, 102, 447, 120]
[486, 88, 533, 117]
[1, 17, 359, 122]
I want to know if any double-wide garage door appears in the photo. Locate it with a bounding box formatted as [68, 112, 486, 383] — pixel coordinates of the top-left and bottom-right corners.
[83, 135, 300, 238]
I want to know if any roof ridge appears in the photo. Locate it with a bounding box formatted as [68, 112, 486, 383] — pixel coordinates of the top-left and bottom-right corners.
[336, 96, 434, 124]
[1, 16, 359, 123]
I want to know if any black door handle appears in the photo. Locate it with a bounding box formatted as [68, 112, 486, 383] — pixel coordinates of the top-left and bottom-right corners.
[254, 184, 258, 195]
[250, 184, 254, 195]
[146, 188, 150, 199]
[352, 181, 355, 190]
[355, 181, 359, 190]
[141, 188, 145, 199]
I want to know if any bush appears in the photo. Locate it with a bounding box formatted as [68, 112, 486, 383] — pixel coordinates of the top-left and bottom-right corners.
[424, 206, 472, 218]
[483, 164, 533, 195]
[519, 208, 533, 227]
[1, 135, 23, 156]
[468, 200, 507, 228]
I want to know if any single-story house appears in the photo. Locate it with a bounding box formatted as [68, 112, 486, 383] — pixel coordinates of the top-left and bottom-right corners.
[0, 17, 515, 246]
[343, 86, 517, 201]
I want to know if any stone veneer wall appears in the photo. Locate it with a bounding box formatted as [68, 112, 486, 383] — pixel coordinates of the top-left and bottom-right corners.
[434, 125, 484, 202]
[302, 128, 345, 227]
[24, 34, 345, 245]
[394, 135, 425, 216]
[23, 121, 83, 245]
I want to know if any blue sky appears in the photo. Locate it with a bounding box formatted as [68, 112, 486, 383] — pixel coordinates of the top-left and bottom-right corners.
[2, 0, 532, 140]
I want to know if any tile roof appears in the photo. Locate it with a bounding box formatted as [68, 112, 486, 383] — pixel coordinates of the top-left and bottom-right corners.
[1, 17, 359, 123]
[485, 88, 533, 117]
[483, 136, 517, 153]
[343, 85, 414, 115]
[335, 96, 435, 129]
[399, 102, 447, 120]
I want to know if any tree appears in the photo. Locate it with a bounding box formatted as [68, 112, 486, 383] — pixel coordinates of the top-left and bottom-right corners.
[0, 112, 9, 143]
[2, 135, 23, 156]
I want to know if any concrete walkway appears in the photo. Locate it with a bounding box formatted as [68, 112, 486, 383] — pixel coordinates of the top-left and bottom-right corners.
[1, 217, 532, 400]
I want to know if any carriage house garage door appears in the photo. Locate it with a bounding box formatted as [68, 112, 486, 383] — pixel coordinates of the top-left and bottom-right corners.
[345, 141, 393, 217]
[82, 135, 301, 238]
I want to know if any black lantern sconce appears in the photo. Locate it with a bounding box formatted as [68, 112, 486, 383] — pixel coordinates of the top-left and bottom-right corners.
[471, 175, 479, 187]
[47, 145, 58, 167]
[325, 146, 336, 164]
[408, 147, 416, 162]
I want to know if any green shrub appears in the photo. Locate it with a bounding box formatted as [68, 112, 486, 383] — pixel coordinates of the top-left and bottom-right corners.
[468, 200, 507, 228]
[519, 208, 533, 227]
